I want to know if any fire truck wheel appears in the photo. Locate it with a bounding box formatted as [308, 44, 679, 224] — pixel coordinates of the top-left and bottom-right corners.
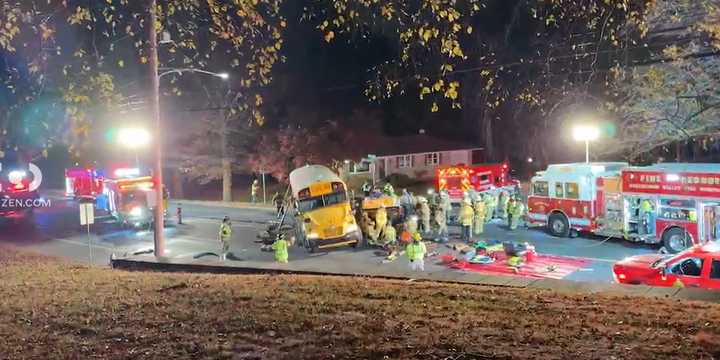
[662, 227, 691, 254]
[548, 213, 570, 238]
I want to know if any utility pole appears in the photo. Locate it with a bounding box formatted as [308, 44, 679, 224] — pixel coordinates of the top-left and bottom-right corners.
[148, 0, 165, 257]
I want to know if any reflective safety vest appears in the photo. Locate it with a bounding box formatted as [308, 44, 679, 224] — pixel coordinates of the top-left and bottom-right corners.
[272, 239, 289, 261]
[406, 241, 427, 261]
[460, 204, 474, 226]
[640, 200, 652, 213]
[219, 223, 232, 239]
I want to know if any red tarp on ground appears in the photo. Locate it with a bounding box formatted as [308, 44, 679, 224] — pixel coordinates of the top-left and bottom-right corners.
[446, 253, 591, 280]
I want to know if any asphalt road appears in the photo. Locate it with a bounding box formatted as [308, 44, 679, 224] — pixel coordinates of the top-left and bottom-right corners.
[0, 195, 658, 283]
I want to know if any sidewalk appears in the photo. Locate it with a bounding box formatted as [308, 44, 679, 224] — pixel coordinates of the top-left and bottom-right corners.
[171, 199, 274, 209]
[111, 253, 720, 303]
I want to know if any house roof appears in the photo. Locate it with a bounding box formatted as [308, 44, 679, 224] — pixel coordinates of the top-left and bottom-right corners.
[364, 134, 481, 158]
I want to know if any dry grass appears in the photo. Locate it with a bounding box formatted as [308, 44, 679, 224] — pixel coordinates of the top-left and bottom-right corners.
[1, 246, 720, 359]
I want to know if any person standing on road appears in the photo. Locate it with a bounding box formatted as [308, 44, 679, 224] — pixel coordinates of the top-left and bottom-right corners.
[640, 199, 655, 235]
[218, 216, 232, 261]
[439, 190, 452, 224]
[508, 197, 525, 231]
[497, 191, 509, 220]
[406, 232, 427, 271]
[459, 199, 474, 243]
[271, 191, 284, 217]
[375, 205, 388, 240]
[418, 197, 431, 234]
[484, 193, 496, 223]
[272, 234, 289, 263]
[434, 206, 448, 242]
[400, 189, 415, 219]
[251, 179, 260, 203]
[473, 198, 486, 236]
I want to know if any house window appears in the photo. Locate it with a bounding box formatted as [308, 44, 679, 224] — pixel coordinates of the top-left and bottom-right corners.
[424, 152, 440, 166]
[397, 155, 413, 168]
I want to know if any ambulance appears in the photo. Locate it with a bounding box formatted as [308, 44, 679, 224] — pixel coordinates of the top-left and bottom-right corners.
[527, 162, 720, 253]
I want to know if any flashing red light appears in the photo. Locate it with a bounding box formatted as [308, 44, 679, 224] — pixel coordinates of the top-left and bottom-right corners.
[503, 164, 508, 169]
[13, 183, 25, 190]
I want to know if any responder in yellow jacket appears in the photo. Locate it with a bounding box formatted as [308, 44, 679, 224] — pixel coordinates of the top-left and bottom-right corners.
[218, 216, 232, 261]
[484, 193, 496, 223]
[406, 232, 427, 271]
[473, 198, 486, 235]
[375, 205, 388, 239]
[459, 199, 474, 243]
[508, 197, 525, 230]
[497, 191, 509, 220]
[272, 235, 289, 263]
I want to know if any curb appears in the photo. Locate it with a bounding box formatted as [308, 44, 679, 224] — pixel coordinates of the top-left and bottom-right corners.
[110, 255, 720, 303]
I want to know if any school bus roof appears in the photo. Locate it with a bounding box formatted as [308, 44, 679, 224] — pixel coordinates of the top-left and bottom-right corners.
[289, 165, 342, 197]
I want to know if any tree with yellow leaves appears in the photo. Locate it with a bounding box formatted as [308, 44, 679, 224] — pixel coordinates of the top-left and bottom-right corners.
[1, 0, 285, 160]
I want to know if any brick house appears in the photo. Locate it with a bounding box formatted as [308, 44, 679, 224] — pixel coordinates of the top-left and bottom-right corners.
[348, 134, 483, 183]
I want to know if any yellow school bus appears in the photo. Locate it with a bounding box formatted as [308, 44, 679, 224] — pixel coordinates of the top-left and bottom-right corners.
[289, 165, 361, 252]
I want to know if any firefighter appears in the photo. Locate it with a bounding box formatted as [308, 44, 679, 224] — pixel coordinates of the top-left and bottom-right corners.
[383, 182, 395, 197]
[272, 234, 289, 263]
[439, 190, 452, 224]
[497, 191, 509, 220]
[406, 232, 427, 271]
[399, 189, 415, 218]
[218, 216, 232, 261]
[484, 192, 497, 223]
[418, 197, 431, 234]
[459, 198, 474, 243]
[473, 197, 486, 235]
[375, 205, 388, 240]
[405, 214, 419, 236]
[382, 223, 397, 247]
[271, 191, 284, 217]
[508, 196, 525, 231]
[640, 199, 655, 235]
[434, 206, 448, 242]
[250, 179, 260, 203]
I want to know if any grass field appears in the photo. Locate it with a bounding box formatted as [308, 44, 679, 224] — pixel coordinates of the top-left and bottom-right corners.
[1, 246, 720, 359]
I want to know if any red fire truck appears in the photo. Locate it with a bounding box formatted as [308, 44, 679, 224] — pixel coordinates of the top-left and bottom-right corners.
[527, 162, 720, 253]
[65, 167, 167, 228]
[436, 162, 519, 202]
[65, 168, 104, 199]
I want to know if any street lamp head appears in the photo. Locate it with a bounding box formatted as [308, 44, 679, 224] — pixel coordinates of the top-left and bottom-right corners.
[572, 125, 600, 142]
[217, 72, 229, 80]
[118, 128, 151, 148]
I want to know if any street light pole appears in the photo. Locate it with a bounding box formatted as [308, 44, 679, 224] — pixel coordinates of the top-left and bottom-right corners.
[585, 140, 590, 163]
[148, 0, 165, 257]
[572, 125, 600, 164]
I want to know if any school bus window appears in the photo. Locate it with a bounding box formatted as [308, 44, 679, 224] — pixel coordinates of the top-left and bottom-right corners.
[555, 183, 564, 198]
[533, 181, 549, 196]
[565, 182, 579, 199]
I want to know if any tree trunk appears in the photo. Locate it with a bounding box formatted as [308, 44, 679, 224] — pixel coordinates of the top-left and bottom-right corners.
[222, 158, 232, 202]
[220, 117, 232, 202]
